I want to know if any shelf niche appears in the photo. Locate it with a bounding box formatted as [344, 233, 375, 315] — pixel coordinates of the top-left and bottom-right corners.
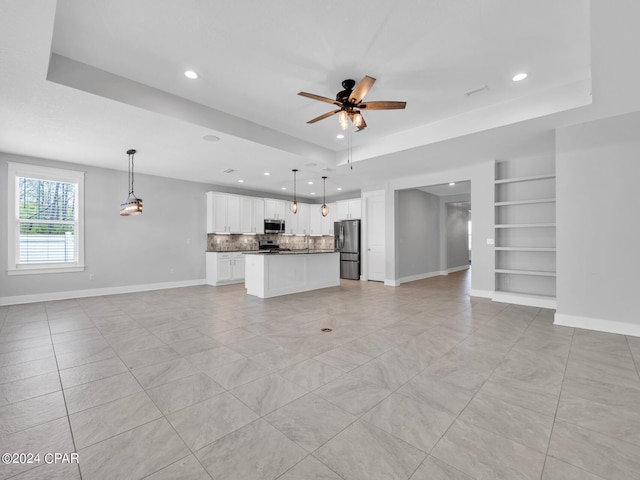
[494, 156, 556, 308]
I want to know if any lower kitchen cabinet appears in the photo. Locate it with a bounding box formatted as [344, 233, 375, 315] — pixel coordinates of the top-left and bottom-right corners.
[206, 252, 246, 286]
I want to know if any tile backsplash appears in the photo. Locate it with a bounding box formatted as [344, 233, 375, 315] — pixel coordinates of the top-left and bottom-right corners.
[207, 234, 334, 251]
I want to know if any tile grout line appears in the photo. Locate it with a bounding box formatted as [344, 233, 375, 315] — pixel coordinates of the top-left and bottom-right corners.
[421, 307, 542, 478]
[44, 300, 83, 480]
[538, 325, 575, 480]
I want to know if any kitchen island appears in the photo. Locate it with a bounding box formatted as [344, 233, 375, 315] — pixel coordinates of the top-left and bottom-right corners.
[244, 250, 339, 298]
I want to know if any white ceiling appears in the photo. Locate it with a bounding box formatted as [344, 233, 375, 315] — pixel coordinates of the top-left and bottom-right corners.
[0, 0, 592, 198]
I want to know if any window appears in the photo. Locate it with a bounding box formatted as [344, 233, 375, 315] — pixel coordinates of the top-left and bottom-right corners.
[7, 163, 85, 275]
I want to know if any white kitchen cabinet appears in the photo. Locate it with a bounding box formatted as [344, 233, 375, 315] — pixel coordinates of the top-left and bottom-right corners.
[206, 192, 241, 233]
[206, 252, 246, 285]
[309, 203, 331, 235]
[264, 199, 286, 220]
[285, 202, 310, 235]
[297, 202, 309, 235]
[309, 204, 322, 235]
[335, 198, 361, 220]
[253, 198, 265, 234]
[321, 204, 334, 235]
[239, 196, 254, 233]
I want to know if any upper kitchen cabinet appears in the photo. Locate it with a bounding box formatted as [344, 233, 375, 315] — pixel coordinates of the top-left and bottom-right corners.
[253, 198, 265, 234]
[284, 202, 309, 235]
[309, 203, 333, 235]
[264, 199, 286, 220]
[207, 192, 241, 233]
[335, 198, 361, 220]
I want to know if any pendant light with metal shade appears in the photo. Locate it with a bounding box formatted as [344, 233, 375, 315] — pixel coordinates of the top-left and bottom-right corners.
[321, 176, 329, 217]
[290, 169, 298, 214]
[120, 149, 143, 216]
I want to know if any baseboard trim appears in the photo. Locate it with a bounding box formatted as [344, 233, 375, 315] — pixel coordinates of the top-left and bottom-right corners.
[470, 289, 493, 299]
[398, 270, 446, 284]
[384, 280, 400, 287]
[491, 291, 557, 309]
[554, 313, 640, 338]
[0, 279, 207, 306]
[447, 265, 470, 274]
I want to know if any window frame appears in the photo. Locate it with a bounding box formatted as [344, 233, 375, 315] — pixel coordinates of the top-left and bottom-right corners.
[7, 162, 85, 275]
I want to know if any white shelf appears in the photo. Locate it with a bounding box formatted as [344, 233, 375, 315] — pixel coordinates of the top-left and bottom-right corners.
[495, 198, 556, 207]
[495, 269, 556, 277]
[495, 174, 555, 184]
[495, 223, 556, 229]
[492, 291, 556, 309]
[495, 247, 556, 252]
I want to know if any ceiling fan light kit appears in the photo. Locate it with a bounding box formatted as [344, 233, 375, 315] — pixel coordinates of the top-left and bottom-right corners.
[298, 75, 406, 131]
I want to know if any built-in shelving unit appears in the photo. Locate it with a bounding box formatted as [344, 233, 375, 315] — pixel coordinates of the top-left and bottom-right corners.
[493, 156, 556, 309]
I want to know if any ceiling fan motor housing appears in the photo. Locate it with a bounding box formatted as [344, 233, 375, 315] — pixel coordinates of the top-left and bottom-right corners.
[337, 79, 356, 104]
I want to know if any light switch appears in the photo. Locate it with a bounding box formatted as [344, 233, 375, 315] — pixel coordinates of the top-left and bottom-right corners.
[487, 238, 494, 245]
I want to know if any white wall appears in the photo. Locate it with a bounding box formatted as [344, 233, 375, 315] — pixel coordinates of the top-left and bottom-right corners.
[446, 202, 470, 270]
[397, 189, 440, 281]
[1, 152, 209, 304]
[555, 110, 640, 336]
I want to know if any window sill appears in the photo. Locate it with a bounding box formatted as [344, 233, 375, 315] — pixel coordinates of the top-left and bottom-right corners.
[7, 265, 86, 275]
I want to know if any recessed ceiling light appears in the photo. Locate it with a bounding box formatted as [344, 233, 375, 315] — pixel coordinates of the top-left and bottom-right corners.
[449, 182, 456, 186]
[264, 172, 270, 176]
[202, 135, 220, 142]
[512, 72, 527, 82]
[308, 181, 313, 185]
[184, 70, 199, 79]
[336, 134, 344, 139]
[281, 187, 287, 190]
[337, 187, 342, 191]
[310, 192, 316, 195]
[238, 179, 244, 183]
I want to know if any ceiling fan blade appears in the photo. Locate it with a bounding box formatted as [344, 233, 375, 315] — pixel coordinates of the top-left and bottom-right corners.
[298, 92, 341, 106]
[307, 109, 341, 124]
[358, 101, 407, 110]
[349, 75, 376, 103]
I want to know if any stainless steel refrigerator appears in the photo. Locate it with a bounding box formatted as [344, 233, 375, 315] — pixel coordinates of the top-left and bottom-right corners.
[334, 219, 361, 280]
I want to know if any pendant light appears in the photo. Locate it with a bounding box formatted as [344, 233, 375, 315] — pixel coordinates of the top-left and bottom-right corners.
[120, 149, 143, 216]
[290, 168, 298, 214]
[321, 176, 329, 217]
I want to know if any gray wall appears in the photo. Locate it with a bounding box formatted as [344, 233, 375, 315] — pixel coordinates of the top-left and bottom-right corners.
[397, 189, 440, 279]
[555, 110, 640, 336]
[446, 202, 470, 269]
[1, 152, 209, 302]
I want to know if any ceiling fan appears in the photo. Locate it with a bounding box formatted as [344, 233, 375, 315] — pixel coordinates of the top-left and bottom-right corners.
[298, 75, 406, 131]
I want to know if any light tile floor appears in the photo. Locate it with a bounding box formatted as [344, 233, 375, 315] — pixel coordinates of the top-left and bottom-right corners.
[1, 270, 640, 479]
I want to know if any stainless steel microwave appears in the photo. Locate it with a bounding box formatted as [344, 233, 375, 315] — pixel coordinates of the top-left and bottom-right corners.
[264, 219, 285, 234]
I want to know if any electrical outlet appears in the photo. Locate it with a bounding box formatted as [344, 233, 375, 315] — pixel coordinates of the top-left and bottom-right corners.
[487, 238, 494, 245]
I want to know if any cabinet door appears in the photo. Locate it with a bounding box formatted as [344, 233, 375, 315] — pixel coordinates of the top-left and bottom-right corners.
[284, 203, 298, 234]
[211, 193, 229, 232]
[253, 198, 265, 234]
[336, 200, 349, 221]
[217, 255, 232, 282]
[239, 197, 253, 233]
[309, 204, 322, 235]
[232, 253, 245, 280]
[348, 198, 361, 219]
[226, 195, 241, 233]
[274, 200, 286, 220]
[321, 204, 333, 235]
[297, 203, 309, 235]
